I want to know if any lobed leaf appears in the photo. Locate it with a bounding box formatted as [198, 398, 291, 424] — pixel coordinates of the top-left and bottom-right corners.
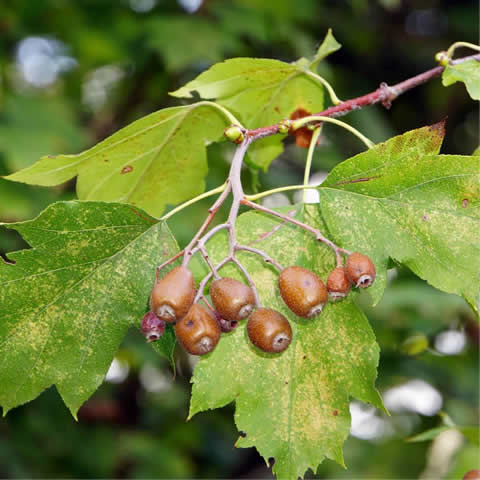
[319, 123, 480, 311]
[4, 104, 228, 218]
[170, 30, 342, 170]
[442, 59, 480, 100]
[0, 201, 178, 417]
[189, 205, 383, 479]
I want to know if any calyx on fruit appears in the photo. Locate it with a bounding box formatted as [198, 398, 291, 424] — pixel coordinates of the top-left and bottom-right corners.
[247, 308, 292, 353]
[345, 252, 376, 288]
[326, 266, 351, 301]
[175, 304, 221, 355]
[150, 266, 195, 322]
[210, 277, 255, 322]
[279, 266, 328, 317]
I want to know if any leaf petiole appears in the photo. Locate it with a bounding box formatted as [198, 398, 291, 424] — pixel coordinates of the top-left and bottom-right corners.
[304, 70, 342, 105]
[291, 115, 375, 149]
[446, 41, 480, 61]
[160, 182, 228, 221]
[303, 126, 322, 203]
[245, 184, 317, 201]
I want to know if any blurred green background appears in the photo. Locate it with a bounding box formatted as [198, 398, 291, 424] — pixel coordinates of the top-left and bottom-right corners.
[0, 1, 478, 478]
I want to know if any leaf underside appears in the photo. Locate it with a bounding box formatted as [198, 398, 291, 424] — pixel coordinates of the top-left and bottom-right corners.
[319, 122, 480, 312]
[5, 104, 228, 218]
[0, 201, 178, 417]
[189, 205, 383, 480]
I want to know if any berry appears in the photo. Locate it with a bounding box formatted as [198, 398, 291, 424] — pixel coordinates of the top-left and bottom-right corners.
[277, 119, 292, 134]
[213, 311, 239, 332]
[247, 308, 292, 353]
[210, 277, 255, 322]
[278, 266, 328, 317]
[175, 304, 221, 355]
[463, 471, 480, 480]
[345, 252, 376, 288]
[224, 125, 245, 144]
[150, 266, 195, 322]
[326, 266, 351, 301]
[141, 311, 166, 342]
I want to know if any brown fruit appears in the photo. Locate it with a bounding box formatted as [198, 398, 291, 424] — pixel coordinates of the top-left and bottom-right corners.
[210, 277, 255, 322]
[345, 252, 376, 288]
[278, 266, 328, 317]
[463, 471, 480, 480]
[213, 310, 239, 332]
[326, 266, 351, 301]
[150, 266, 195, 322]
[247, 308, 292, 353]
[175, 304, 221, 355]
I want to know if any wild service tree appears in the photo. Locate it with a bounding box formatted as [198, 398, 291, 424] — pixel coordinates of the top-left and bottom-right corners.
[0, 32, 479, 479]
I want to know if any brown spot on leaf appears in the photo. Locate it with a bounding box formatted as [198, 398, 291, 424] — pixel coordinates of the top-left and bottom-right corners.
[290, 108, 319, 149]
[422, 215, 429, 222]
[239, 431, 247, 438]
[334, 176, 381, 186]
[274, 106, 280, 113]
[302, 355, 306, 359]
[121, 165, 133, 174]
[428, 119, 446, 137]
[462, 198, 469, 208]
[333, 410, 338, 416]
[48, 155, 57, 159]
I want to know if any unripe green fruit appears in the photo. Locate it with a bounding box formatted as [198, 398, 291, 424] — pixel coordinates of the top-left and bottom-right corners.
[210, 277, 255, 322]
[277, 119, 292, 134]
[224, 125, 245, 144]
[247, 308, 292, 353]
[175, 304, 221, 355]
[326, 266, 351, 301]
[345, 252, 376, 288]
[278, 266, 328, 317]
[150, 266, 195, 322]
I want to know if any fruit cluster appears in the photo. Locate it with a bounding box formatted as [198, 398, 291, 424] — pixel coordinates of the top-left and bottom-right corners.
[141, 252, 376, 356]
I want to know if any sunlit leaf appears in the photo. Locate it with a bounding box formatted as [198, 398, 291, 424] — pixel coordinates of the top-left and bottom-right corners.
[320, 123, 480, 311]
[5, 104, 228, 217]
[189, 205, 383, 479]
[0, 201, 177, 416]
[171, 30, 337, 171]
[442, 59, 480, 100]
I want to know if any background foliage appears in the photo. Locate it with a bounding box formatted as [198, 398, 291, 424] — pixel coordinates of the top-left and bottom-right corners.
[0, 0, 478, 478]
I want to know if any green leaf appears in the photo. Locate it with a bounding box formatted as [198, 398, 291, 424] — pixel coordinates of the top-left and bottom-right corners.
[473, 146, 480, 156]
[0, 201, 178, 417]
[407, 426, 451, 442]
[442, 59, 480, 100]
[311, 29, 342, 67]
[4, 104, 228, 218]
[171, 58, 324, 171]
[460, 426, 480, 446]
[0, 94, 88, 171]
[407, 426, 479, 446]
[189, 205, 383, 479]
[320, 123, 480, 311]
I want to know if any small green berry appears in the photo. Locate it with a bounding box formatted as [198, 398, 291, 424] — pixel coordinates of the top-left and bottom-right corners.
[224, 125, 245, 144]
[277, 119, 292, 134]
